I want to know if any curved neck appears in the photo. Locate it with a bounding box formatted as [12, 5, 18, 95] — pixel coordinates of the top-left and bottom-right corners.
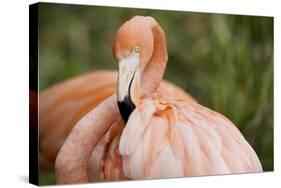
[140, 22, 168, 98]
[55, 95, 119, 184]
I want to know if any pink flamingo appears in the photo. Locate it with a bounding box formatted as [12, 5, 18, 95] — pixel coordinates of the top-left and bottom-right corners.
[55, 16, 262, 184]
[39, 71, 117, 169]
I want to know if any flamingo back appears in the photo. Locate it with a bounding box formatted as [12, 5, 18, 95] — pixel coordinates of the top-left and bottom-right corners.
[89, 97, 262, 180]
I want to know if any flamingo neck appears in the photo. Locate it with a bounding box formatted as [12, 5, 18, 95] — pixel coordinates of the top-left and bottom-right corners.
[140, 23, 168, 98]
[55, 95, 119, 183]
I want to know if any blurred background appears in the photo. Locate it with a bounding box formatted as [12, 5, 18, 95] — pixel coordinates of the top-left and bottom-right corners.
[38, 3, 273, 185]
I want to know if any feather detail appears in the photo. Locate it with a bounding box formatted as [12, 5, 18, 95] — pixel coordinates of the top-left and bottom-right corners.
[117, 98, 262, 179]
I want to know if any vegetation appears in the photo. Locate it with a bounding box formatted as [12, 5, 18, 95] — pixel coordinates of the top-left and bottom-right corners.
[38, 3, 273, 185]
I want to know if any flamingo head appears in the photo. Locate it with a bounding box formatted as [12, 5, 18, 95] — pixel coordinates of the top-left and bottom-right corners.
[113, 16, 156, 123]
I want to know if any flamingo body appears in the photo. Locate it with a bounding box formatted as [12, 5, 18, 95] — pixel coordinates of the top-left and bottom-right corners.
[88, 96, 262, 181]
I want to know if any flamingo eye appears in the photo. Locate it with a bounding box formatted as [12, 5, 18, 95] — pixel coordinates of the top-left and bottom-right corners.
[134, 46, 140, 53]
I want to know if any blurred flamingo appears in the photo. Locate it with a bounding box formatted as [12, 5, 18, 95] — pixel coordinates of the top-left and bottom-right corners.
[55, 16, 262, 184]
[39, 71, 116, 169]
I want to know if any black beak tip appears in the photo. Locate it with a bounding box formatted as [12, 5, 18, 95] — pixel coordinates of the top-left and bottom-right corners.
[117, 95, 136, 123]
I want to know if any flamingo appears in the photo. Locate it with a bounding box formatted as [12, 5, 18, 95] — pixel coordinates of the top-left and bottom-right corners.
[39, 71, 195, 169]
[55, 16, 262, 184]
[39, 71, 117, 169]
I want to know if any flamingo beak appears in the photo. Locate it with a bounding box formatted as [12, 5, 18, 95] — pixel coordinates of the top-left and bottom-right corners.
[117, 51, 140, 123]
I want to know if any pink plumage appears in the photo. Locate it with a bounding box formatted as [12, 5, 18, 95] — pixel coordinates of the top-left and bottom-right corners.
[87, 97, 262, 181]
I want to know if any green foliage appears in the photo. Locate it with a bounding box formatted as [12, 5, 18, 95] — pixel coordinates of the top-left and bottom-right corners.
[38, 3, 273, 185]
